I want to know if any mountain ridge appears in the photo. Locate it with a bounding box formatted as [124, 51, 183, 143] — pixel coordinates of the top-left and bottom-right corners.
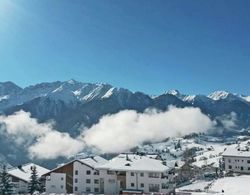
[1, 80, 250, 166]
[1, 80, 249, 105]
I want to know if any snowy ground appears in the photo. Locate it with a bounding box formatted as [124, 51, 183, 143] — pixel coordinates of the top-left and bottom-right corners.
[177, 175, 250, 195]
[137, 136, 228, 169]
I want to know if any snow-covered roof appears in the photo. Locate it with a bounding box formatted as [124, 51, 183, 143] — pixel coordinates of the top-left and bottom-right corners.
[78, 156, 108, 168]
[97, 154, 170, 172]
[8, 163, 50, 182]
[222, 145, 250, 158]
[46, 156, 108, 175]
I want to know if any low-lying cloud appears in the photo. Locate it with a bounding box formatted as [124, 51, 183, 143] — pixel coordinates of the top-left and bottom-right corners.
[0, 111, 84, 159]
[83, 106, 215, 153]
[218, 112, 237, 130]
[28, 131, 85, 159]
[0, 106, 215, 159]
[0, 111, 50, 145]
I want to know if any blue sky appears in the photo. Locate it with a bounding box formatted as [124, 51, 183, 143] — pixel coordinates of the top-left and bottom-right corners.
[0, 0, 249, 95]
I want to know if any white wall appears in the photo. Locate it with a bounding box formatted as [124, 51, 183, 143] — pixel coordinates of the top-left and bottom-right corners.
[11, 178, 28, 194]
[97, 169, 174, 194]
[125, 171, 173, 194]
[99, 169, 119, 195]
[73, 161, 101, 194]
[45, 172, 66, 194]
[224, 156, 250, 173]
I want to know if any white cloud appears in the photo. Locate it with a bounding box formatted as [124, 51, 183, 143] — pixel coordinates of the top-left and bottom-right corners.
[28, 131, 85, 159]
[0, 106, 215, 159]
[0, 110, 50, 145]
[0, 110, 84, 159]
[217, 112, 237, 129]
[83, 106, 215, 153]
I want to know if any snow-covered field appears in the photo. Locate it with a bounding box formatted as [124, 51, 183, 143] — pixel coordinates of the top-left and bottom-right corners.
[177, 175, 250, 195]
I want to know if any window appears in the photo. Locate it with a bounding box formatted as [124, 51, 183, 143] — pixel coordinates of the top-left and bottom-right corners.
[241, 166, 244, 171]
[94, 188, 99, 193]
[247, 160, 250, 164]
[94, 179, 99, 184]
[131, 172, 134, 176]
[248, 167, 250, 171]
[242, 160, 244, 162]
[161, 174, 168, 179]
[140, 172, 144, 177]
[149, 184, 160, 192]
[162, 183, 169, 189]
[61, 177, 64, 181]
[75, 186, 78, 192]
[107, 170, 115, 175]
[86, 187, 91, 192]
[75, 170, 78, 175]
[228, 159, 231, 163]
[61, 185, 63, 189]
[94, 171, 99, 175]
[75, 178, 78, 183]
[140, 183, 144, 188]
[229, 165, 232, 169]
[86, 179, 91, 184]
[86, 170, 91, 175]
[148, 172, 160, 178]
[131, 183, 135, 187]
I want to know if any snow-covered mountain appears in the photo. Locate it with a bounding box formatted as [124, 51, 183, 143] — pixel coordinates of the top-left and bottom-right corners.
[0, 80, 250, 167]
[0, 81, 250, 133]
[207, 90, 245, 102]
[166, 89, 248, 103]
[0, 81, 250, 132]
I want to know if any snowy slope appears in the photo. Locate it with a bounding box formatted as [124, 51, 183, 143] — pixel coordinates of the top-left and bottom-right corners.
[177, 175, 250, 195]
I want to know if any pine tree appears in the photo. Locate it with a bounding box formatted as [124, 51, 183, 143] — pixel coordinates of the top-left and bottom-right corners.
[0, 165, 13, 195]
[219, 159, 224, 177]
[28, 165, 41, 194]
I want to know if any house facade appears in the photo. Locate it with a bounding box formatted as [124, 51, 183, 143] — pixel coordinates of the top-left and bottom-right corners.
[7, 163, 50, 194]
[44, 154, 176, 195]
[222, 145, 250, 173]
[97, 154, 176, 195]
[44, 156, 108, 194]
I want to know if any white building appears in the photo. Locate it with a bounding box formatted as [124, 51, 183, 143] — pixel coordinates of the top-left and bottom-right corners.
[222, 145, 250, 173]
[7, 163, 50, 194]
[43, 156, 108, 194]
[97, 153, 176, 195]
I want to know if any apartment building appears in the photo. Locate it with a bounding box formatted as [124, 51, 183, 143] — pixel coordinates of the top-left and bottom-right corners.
[223, 145, 250, 173]
[97, 153, 176, 195]
[43, 156, 108, 194]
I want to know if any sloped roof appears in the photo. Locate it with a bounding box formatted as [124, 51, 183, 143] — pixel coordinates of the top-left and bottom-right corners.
[78, 155, 108, 168]
[44, 155, 108, 175]
[8, 163, 50, 182]
[223, 146, 250, 158]
[97, 154, 170, 172]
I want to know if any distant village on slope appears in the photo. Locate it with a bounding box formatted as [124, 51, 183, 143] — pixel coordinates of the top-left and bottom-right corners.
[1, 134, 250, 195]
